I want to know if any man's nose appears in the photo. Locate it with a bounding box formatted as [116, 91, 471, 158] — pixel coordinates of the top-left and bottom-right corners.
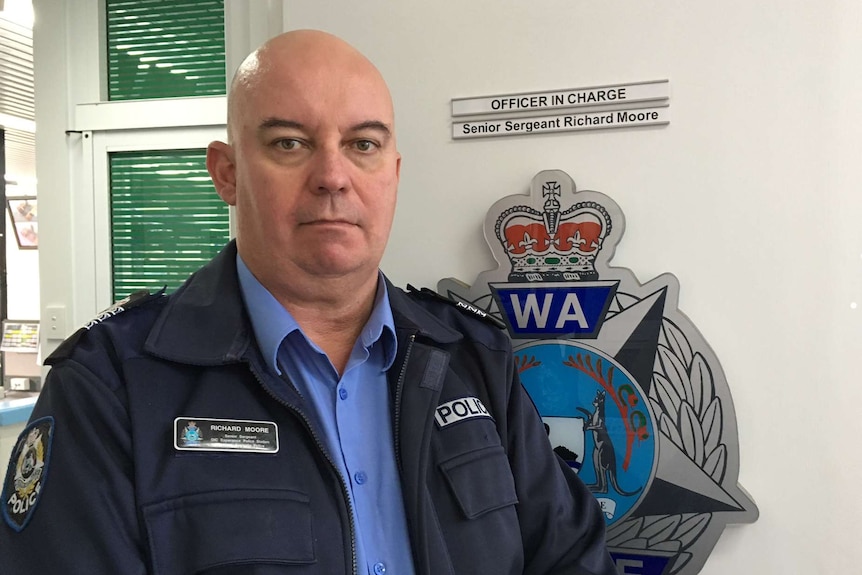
[309, 145, 350, 194]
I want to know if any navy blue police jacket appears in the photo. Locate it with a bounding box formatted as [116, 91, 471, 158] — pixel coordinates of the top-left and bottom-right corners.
[0, 241, 616, 575]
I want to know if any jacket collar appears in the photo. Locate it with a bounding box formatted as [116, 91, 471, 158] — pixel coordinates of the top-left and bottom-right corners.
[386, 278, 462, 345]
[145, 241, 251, 365]
[145, 240, 461, 365]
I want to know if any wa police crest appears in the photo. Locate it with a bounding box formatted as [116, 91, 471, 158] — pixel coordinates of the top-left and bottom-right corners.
[181, 421, 203, 445]
[438, 170, 758, 575]
[3, 417, 54, 531]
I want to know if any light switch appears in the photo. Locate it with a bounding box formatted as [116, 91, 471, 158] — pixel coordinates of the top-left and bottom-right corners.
[45, 305, 68, 339]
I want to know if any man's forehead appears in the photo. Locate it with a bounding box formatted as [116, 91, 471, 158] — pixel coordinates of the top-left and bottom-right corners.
[230, 34, 395, 139]
[244, 76, 394, 132]
[259, 54, 386, 96]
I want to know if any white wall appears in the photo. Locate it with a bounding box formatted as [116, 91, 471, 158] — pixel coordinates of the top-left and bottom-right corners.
[33, 0, 75, 354]
[283, 1, 860, 573]
[4, 194, 39, 320]
[33, 0, 862, 572]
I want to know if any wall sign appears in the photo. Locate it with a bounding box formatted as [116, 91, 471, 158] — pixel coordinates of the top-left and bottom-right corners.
[437, 170, 757, 575]
[451, 80, 669, 116]
[451, 80, 669, 140]
[453, 106, 668, 139]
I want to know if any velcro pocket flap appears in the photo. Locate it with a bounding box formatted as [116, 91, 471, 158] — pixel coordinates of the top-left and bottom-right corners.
[440, 445, 519, 519]
[144, 489, 315, 575]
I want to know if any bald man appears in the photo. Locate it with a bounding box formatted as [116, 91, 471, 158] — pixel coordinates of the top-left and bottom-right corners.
[0, 31, 616, 575]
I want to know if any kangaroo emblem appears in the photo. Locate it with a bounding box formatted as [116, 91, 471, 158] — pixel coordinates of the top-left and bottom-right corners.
[577, 390, 641, 496]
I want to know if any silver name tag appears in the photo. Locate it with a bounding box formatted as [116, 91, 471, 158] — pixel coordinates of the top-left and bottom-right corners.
[174, 417, 279, 453]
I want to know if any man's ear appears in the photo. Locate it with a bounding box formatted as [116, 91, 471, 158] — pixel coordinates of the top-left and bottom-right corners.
[206, 141, 237, 205]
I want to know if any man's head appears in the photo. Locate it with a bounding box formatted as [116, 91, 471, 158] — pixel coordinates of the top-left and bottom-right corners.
[207, 30, 401, 296]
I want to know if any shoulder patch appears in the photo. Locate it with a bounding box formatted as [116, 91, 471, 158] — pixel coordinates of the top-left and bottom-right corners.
[2, 417, 54, 532]
[46, 288, 166, 364]
[406, 284, 506, 329]
[83, 288, 165, 331]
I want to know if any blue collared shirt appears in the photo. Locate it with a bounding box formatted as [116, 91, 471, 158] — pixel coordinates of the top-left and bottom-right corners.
[237, 255, 415, 575]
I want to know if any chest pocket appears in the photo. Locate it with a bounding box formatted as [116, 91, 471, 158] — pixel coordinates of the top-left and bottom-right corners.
[143, 489, 315, 575]
[440, 445, 519, 519]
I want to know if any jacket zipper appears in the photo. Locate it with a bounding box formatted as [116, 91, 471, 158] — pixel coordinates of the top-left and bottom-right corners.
[393, 334, 416, 467]
[248, 364, 359, 575]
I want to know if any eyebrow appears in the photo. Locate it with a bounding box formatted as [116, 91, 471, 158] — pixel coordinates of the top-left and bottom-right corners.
[350, 120, 392, 137]
[259, 118, 304, 131]
[258, 118, 392, 137]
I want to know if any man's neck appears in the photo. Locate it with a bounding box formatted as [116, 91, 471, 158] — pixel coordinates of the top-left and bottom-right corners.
[274, 272, 380, 376]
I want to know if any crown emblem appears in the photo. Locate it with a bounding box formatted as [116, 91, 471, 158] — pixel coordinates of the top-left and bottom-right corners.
[495, 181, 612, 282]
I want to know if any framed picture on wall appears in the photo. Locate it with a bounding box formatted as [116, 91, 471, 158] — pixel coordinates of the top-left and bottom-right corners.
[6, 196, 38, 249]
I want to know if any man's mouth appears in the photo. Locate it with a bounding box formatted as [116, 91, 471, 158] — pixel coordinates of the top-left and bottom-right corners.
[303, 219, 357, 227]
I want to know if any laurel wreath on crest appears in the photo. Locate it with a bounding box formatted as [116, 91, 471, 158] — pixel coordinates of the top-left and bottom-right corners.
[604, 293, 727, 574]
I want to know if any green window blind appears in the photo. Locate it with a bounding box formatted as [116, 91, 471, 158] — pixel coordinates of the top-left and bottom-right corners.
[106, 0, 226, 101]
[109, 149, 229, 298]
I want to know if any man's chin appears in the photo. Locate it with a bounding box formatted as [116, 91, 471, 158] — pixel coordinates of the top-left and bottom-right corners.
[299, 252, 379, 281]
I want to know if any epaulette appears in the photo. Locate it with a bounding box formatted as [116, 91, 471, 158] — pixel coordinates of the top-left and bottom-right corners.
[406, 284, 506, 329]
[81, 288, 166, 330]
[46, 288, 166, 363]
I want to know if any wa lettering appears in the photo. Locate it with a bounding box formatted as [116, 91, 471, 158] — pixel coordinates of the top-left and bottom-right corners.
[510, 293, 553, 328]
[509, 292, 590, 330]
[555, 293, 588, 329]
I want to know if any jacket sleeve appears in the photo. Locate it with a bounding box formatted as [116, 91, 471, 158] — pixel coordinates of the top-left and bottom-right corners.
[0, 360, 148, 574]
[503, 349, 618, 575]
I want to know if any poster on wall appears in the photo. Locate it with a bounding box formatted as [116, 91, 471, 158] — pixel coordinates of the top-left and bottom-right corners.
[438, 170, 758, 575]
[0, 321, 39, 353]
[6, 196, 38, 249]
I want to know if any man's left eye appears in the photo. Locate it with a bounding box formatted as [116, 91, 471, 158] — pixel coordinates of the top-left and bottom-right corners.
[354, 140, 377, 152]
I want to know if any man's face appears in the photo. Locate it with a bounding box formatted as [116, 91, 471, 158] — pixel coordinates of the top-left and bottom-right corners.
[219, 45, 401, 288]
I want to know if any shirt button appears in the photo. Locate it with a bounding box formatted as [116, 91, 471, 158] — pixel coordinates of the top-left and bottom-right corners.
[354, 471, 367, 485]
[339, 388, 348, 400]
[373, 562, 386, 575]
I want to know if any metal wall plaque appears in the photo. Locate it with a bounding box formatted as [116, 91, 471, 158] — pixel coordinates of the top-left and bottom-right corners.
[437, 170, 757, 575]
[453, 106, 668, 139]
[452, 80, 669, 117]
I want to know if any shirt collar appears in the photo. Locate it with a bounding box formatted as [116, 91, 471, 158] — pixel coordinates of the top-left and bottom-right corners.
[363, 273, 398, 371]
[236, 254, 397, 375]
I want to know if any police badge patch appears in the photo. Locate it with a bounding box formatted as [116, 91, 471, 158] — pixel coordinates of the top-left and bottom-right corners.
[438, 170, 758, 575]
[2, 417, 54, 531]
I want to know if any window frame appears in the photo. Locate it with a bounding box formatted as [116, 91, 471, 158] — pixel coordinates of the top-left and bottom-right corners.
[88, 126, 227, 311]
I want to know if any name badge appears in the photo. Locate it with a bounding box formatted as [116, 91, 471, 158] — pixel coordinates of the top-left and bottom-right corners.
[435, 397, 493, 428]
[174, 417, 279, 453]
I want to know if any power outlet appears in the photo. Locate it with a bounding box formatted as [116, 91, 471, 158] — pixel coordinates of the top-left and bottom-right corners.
[45, 305, 68, 340]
